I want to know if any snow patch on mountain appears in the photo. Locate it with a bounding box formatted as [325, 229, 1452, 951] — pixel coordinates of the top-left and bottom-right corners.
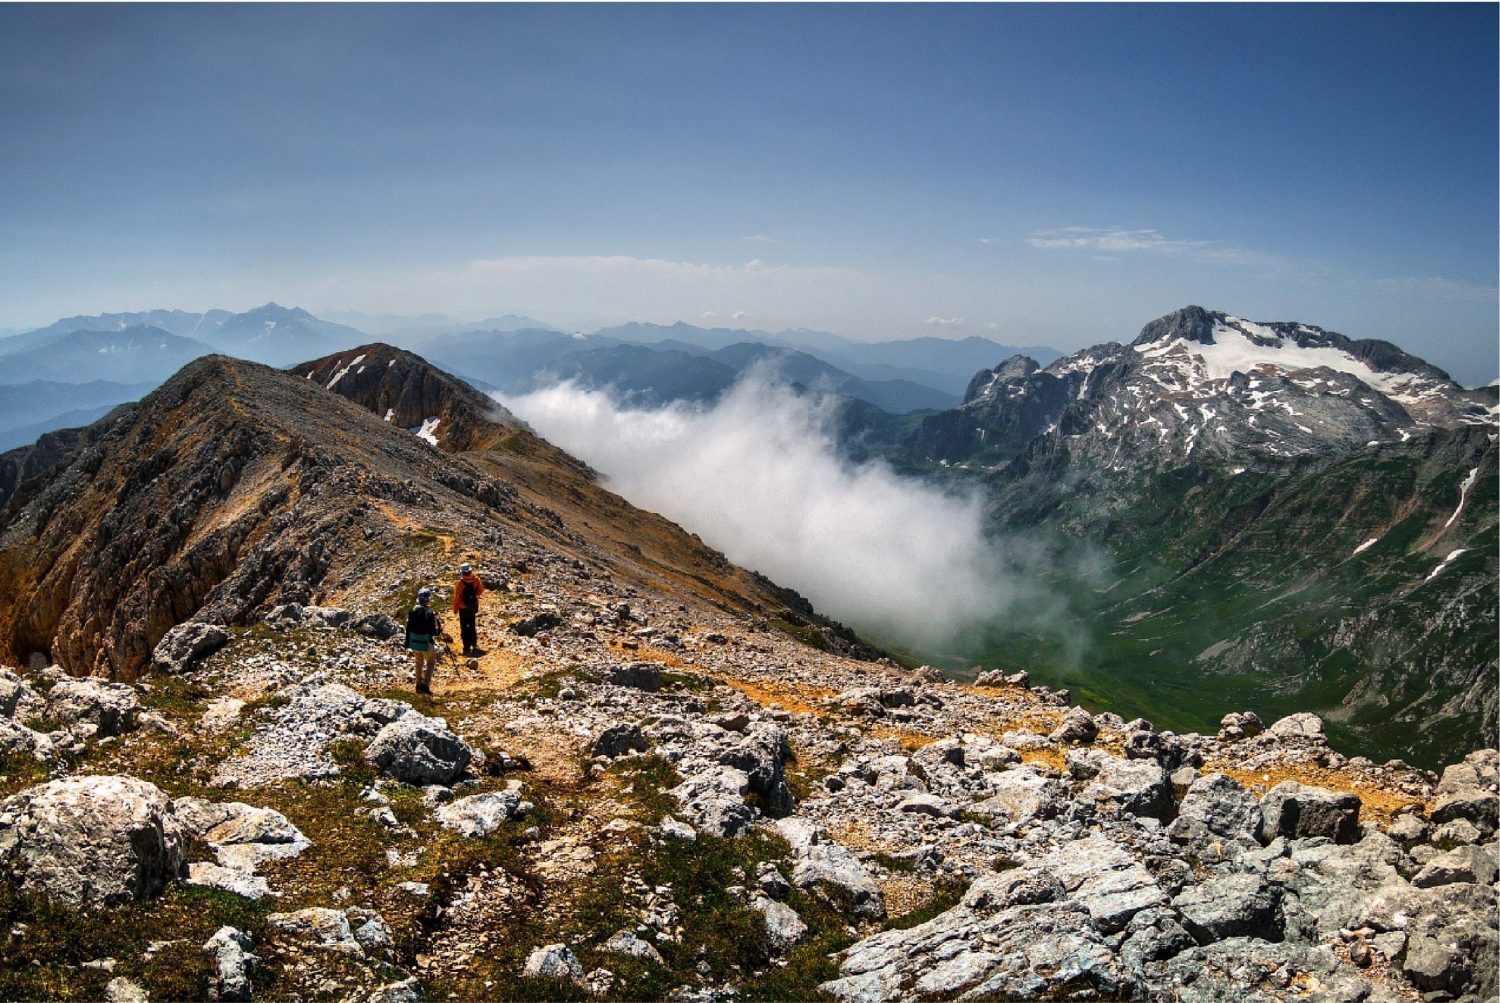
[326, 353, 366, 390]
[1136, 316, 1456, 418]
[1443, 467, 1481, 530]
[1425, 548, 1468, 582]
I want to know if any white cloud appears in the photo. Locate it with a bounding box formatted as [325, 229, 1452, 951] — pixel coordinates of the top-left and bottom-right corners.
[1026, 226, 1273, 266]
[977, 237, 995, 245]
[498, 372, 1070, 654]
[926, 316, 965, 327]
[731, 310, 750, 320]
[701, 310, 719, 320]
[745, 233, 776, 244]
[983, 321, 1001, 331]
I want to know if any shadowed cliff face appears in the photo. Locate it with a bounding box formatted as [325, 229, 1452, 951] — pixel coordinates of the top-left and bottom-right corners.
[0, 347, 871, 680]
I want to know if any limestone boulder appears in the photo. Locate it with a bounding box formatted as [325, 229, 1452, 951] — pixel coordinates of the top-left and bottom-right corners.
[0, 775, 187, 907]
[1260, 781, 1361, 843]
[151, 622, 230, 674]
[44, 677, 140, 737]
[364, 713, 473, 786]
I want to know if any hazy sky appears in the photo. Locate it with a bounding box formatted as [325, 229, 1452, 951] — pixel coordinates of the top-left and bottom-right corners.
[2, 4, 1496, 382]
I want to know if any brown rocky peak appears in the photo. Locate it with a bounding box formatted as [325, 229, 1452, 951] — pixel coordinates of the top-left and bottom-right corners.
[290, 343, 518, 452]
[0, 352, 519, 679]
[0, 345, 866, 685]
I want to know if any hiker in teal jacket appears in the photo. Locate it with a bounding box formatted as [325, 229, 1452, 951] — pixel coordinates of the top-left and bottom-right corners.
[405, 588, 442, 694]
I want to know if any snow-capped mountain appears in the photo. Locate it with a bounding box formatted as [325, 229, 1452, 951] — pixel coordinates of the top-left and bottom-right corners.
[893, 306, 1496, 767]
[914, 305, 1494, 474]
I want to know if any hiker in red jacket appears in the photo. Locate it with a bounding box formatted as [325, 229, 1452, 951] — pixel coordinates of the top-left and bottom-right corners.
[453, 562, 486, 657]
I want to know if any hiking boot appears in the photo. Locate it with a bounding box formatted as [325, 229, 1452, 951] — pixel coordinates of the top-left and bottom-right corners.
[416, 682, 432, 695]
[470, 647, 486, 657]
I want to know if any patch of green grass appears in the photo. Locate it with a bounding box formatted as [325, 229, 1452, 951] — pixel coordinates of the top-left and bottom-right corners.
[868, 851, 918, 874]
[245, 692, 291, 715]
[328, 738, 377, 791]
[769, 619, 829, 652]
[559, 828, 787, 1000]
[658, 670, 716, 692]
[0, 753, 56, 796]
[138, 678, 212, 720]
[885, 877, 966, 931]
[523, 666, 591, 700]
[0, 883, 273, 1001]
[609, 754, 683, 824]
[744, 885, 854, 1002]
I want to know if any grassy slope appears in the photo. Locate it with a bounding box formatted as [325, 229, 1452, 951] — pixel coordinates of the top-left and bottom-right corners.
[971, 441, 1498, 769]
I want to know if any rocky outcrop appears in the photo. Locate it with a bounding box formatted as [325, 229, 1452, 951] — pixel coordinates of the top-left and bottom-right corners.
[176, 798, 311, 900]
[1175, 772, 1261, 841]
[366, 713, 475, 787]
[150, 622, 230, 674]
[434, 784, 531, 838]
[212, 683, 468, 789]
[203, 926, 256, 1001]
[0, 775, 187, 907]
[1260, 781, 1361, 843]
[1431, 748, 1499, 838]
[523, 943, 584, 981]
[43, 677, 140, 737]
[0, 354, 519, 681]
[290, 343, 516, 453]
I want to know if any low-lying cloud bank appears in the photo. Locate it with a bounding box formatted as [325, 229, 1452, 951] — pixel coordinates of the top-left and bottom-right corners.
[497, 374, 1065, 657]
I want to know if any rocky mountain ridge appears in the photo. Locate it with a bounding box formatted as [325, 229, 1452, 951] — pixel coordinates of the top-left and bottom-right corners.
[0, 568, 1491, 1001]
[0, 344, 1492, 1000]
[913, 305, 1493, 474]
[0, 348, 863, 684]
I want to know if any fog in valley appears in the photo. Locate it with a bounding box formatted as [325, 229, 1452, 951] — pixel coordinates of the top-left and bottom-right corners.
[499, 372, 1078, 659]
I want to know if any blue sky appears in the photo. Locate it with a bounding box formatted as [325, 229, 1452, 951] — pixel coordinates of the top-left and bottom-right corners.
[2, 4, 1496, 382]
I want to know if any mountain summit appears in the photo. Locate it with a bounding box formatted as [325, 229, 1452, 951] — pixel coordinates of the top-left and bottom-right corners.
[896, 307, 1496, 766]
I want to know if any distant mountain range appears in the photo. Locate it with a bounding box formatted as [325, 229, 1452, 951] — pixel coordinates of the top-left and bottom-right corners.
[0, 304, 1057, 458]
[0, 302, 1492, 765]
[0, 303, 367, 373]
[425, 332, 966, 413]
[0, 304, 375, 446]
[0, 380, 153, 452]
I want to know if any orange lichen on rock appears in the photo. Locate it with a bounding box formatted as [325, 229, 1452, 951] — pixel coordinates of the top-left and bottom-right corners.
[608, 638, 690, 669]
[716, 676, 839, 717]
[1018, 745, 1069, 773]
[1205, 760, 1429, 828]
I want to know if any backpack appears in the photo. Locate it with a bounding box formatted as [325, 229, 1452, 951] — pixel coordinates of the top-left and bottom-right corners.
[406, 605, 437, 639]
[460, 578, 479, 609]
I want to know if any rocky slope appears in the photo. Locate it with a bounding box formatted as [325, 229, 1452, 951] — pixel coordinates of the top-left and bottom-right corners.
[0, 348, 861, 683]
[891, 307, 1498, 767]
[0, 344, 1491, 1002]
